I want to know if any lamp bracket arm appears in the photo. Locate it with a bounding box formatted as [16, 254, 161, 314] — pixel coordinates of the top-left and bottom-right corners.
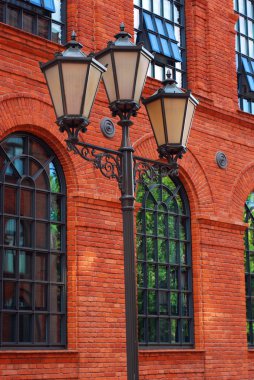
[66, 140, 123, 185]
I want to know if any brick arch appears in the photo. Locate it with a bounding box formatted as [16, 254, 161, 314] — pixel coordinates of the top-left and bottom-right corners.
[0, 93, 79, 191]
[229, 162, 254, 221]
[134, 133, 215, 217]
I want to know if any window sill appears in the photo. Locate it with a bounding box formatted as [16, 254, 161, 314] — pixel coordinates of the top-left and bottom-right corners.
[0, 349, 78, 356]
[139, 348, 205, 354]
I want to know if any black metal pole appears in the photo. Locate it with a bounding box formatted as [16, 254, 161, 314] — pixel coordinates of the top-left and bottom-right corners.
[118, 117, 139, 380]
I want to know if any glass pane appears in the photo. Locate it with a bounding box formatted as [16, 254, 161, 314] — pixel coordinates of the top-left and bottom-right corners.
[50, 224, 61, 250]
[13, 158, 25, 176]
[163, 0, 172, 20]
[158, 239, 167, 262]
[181, 267, 189, 290]
[2, 137, 24, 159]
[182, 293, 189, 316]
[158, 213, 166, 236]
[36, 192, 48, 219]
[38, 17, 49, 39]
[158, 265, 167, 288]
[35, 253, 47, 281]
[161, 38, 171, 56]
[3, 281, 16, 309]
[4, 218, 16, 246]
[19, 251, 32, 279]
[148, 33, 161, 53]
[20, 189, 33, 217]
[50, 315, 62, 344]
[160, 318, 169, 342]
[2, 313, 16, 342]
[170, 267, 178, 289]
[136, 235, 143, 260]
[29, 160, 41, 177]
[170, 292, 179, 315]
[148, 290, 157, 314]
[20, 220, 32, 247]
[19, 314, 32, 342]
[35, 171, 48, 190]
[180, 242, 187, 264]
[144, 12, 154, 31]
[4, 187, 16, 214]
[155, 18, 165, 34]
[51, 254, 61, 282]
[8, 7, 19, 28]
[52, 22, 61, 44]
[138, 317, 145, 342]
[138, 289, 144, 314]
[23, 12, 33, 33]
[146, 237, 155, 261]
[182, 319, 190, 342]
[148, 318, 157, 341]
[35, 284, 47, 310]
[51, 285, 62, 312]
[50, 194, 61, 221]
[52, 0, 61, 21]
[29, 139, 49, 165]
[153, 0, 161, 15]
[166, 22, 175, 39]
[3, 250, 16, 278]
[146, 211, 154, 234]
[143, 0, 151, 11]
[168, 216, 176, 237]
[35, 314, 47, 342]
[49, 162, 60, 192]
[159, 291, 168, 314]
[36, 222, 48, 249]
[147, 264, 156, 288]
[171, 319, 179, 343]
[137, 262, 144, 287]
[19, 282, 32, 310]
[174, 3, 180, 23]
[250, 254, 254, 272]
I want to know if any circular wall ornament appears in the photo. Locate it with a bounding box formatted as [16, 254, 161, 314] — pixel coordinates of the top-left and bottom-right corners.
[100, 117, 115, 139]
[215, 151, 228, 169]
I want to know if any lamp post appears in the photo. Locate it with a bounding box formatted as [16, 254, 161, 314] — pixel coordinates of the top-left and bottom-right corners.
[40, 25, 198, 380]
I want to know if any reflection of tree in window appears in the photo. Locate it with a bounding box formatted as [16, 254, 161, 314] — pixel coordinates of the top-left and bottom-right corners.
[136, 174, 193, 346]
[0, 133, 66, 347]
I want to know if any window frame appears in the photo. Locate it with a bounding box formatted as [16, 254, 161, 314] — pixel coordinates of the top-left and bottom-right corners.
[136, 174, 194, 347]
[0, 133, 67, 349]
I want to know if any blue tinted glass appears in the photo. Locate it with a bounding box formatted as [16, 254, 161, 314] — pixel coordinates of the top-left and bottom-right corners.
[144, 13, 155, 31]
[155, 18, 165, 35]
[247, 75, 254, 91]
[242, 57, 252, 73]
[171, 42, 182, 61]
[251, 60, 254, 72]
[29, 0, 41, 5]
[44, 0, 55, 11]
[243, 98, 249, 112]
[166, 23, 176, 39]
[161, 38, 171, 57]
[148, 33, 161, 53]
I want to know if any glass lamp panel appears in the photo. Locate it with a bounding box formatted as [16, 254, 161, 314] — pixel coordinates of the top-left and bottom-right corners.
[98, 53, 117, 103]
[113, 51, 138, 100]
[61, 62, 88, 115]
[44, 64, 63, 118]
[146, 99, 165, 146]
[82, 64, 102, 118]
[163, 97, 186, 144]
[182, 99, 195, 146]
[133, 52, 151, 103]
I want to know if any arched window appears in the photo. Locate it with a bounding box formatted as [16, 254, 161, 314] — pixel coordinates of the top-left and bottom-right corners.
[244, 192, 254, 345]
[136, 174, 193, 346]
[0, 133, 66, 348]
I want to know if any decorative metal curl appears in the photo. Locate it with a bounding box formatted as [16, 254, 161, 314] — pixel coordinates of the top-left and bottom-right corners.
[67, 140, 122, 184]
[133, 157, 179, 189]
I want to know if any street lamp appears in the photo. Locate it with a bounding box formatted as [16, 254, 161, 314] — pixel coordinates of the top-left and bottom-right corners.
[40, 24, 198, 380]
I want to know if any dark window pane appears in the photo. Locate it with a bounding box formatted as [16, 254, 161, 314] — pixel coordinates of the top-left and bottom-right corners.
[159, 291, 168, 315]
[20, 220, 32, 247]
[182, 319, 190, 342]
[35, 253, 47, 281]
[23, 12, 33, 33]
[19, 282, 32, 310]
[159, 265, 167, 288]
[19, 314, 32, 342]
[38, 17, 50, 39]
[8, 7, 19, 28]
[147, 264, 156, 288]
[50, 194, 61, 221]
[2, 313, 16, 342]
[171, 319, 180, 343]
[50, 224, 61, 250]
[36, 222, 48, 249]
[3, 250, 16, 278]
[148, 290, 157, 314]
[0, 3, 4, 22]
[35, 314, 47, 343]
[148, 318, 157, 342]
[4, 187, 16, 214]
[51, 285, 62, 312]
[29, 160, 40, 177]
[50, 315, 62, 344]
[35, 171, 48, 190]
[36, 192, 48, 219]
[52, 22, 61, 43]
[20, 189, 33, 217]
[138, 289, 145, 314]
[29, 140, 50, 164]
[170, 292, 179, 315]
[138, 317, 145, 342]
[19, 251, 32, 279]
[160, 318, 169, 342]
[35, 284, 47, 310]
[146, 237, 155, 261]
[4, 218, 16, 246]
[3, 281, 16, 309]
[158, 239, 167, 262]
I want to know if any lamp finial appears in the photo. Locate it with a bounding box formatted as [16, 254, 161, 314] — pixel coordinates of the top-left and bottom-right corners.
[120, 22, 125, 32]
[71, 30, 77, 41]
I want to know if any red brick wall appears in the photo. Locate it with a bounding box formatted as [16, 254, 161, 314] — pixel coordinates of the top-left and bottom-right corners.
[0, 0, 254, 378]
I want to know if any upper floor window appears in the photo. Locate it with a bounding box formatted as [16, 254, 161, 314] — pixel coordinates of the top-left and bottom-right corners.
[0, 133, 66, 348]
[0, 0, 66, 44]
[136, 174, 193, 346]
[244, 192, 254, 345]
[235, 0, 254, 113]
[134, 0, 186, 86]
